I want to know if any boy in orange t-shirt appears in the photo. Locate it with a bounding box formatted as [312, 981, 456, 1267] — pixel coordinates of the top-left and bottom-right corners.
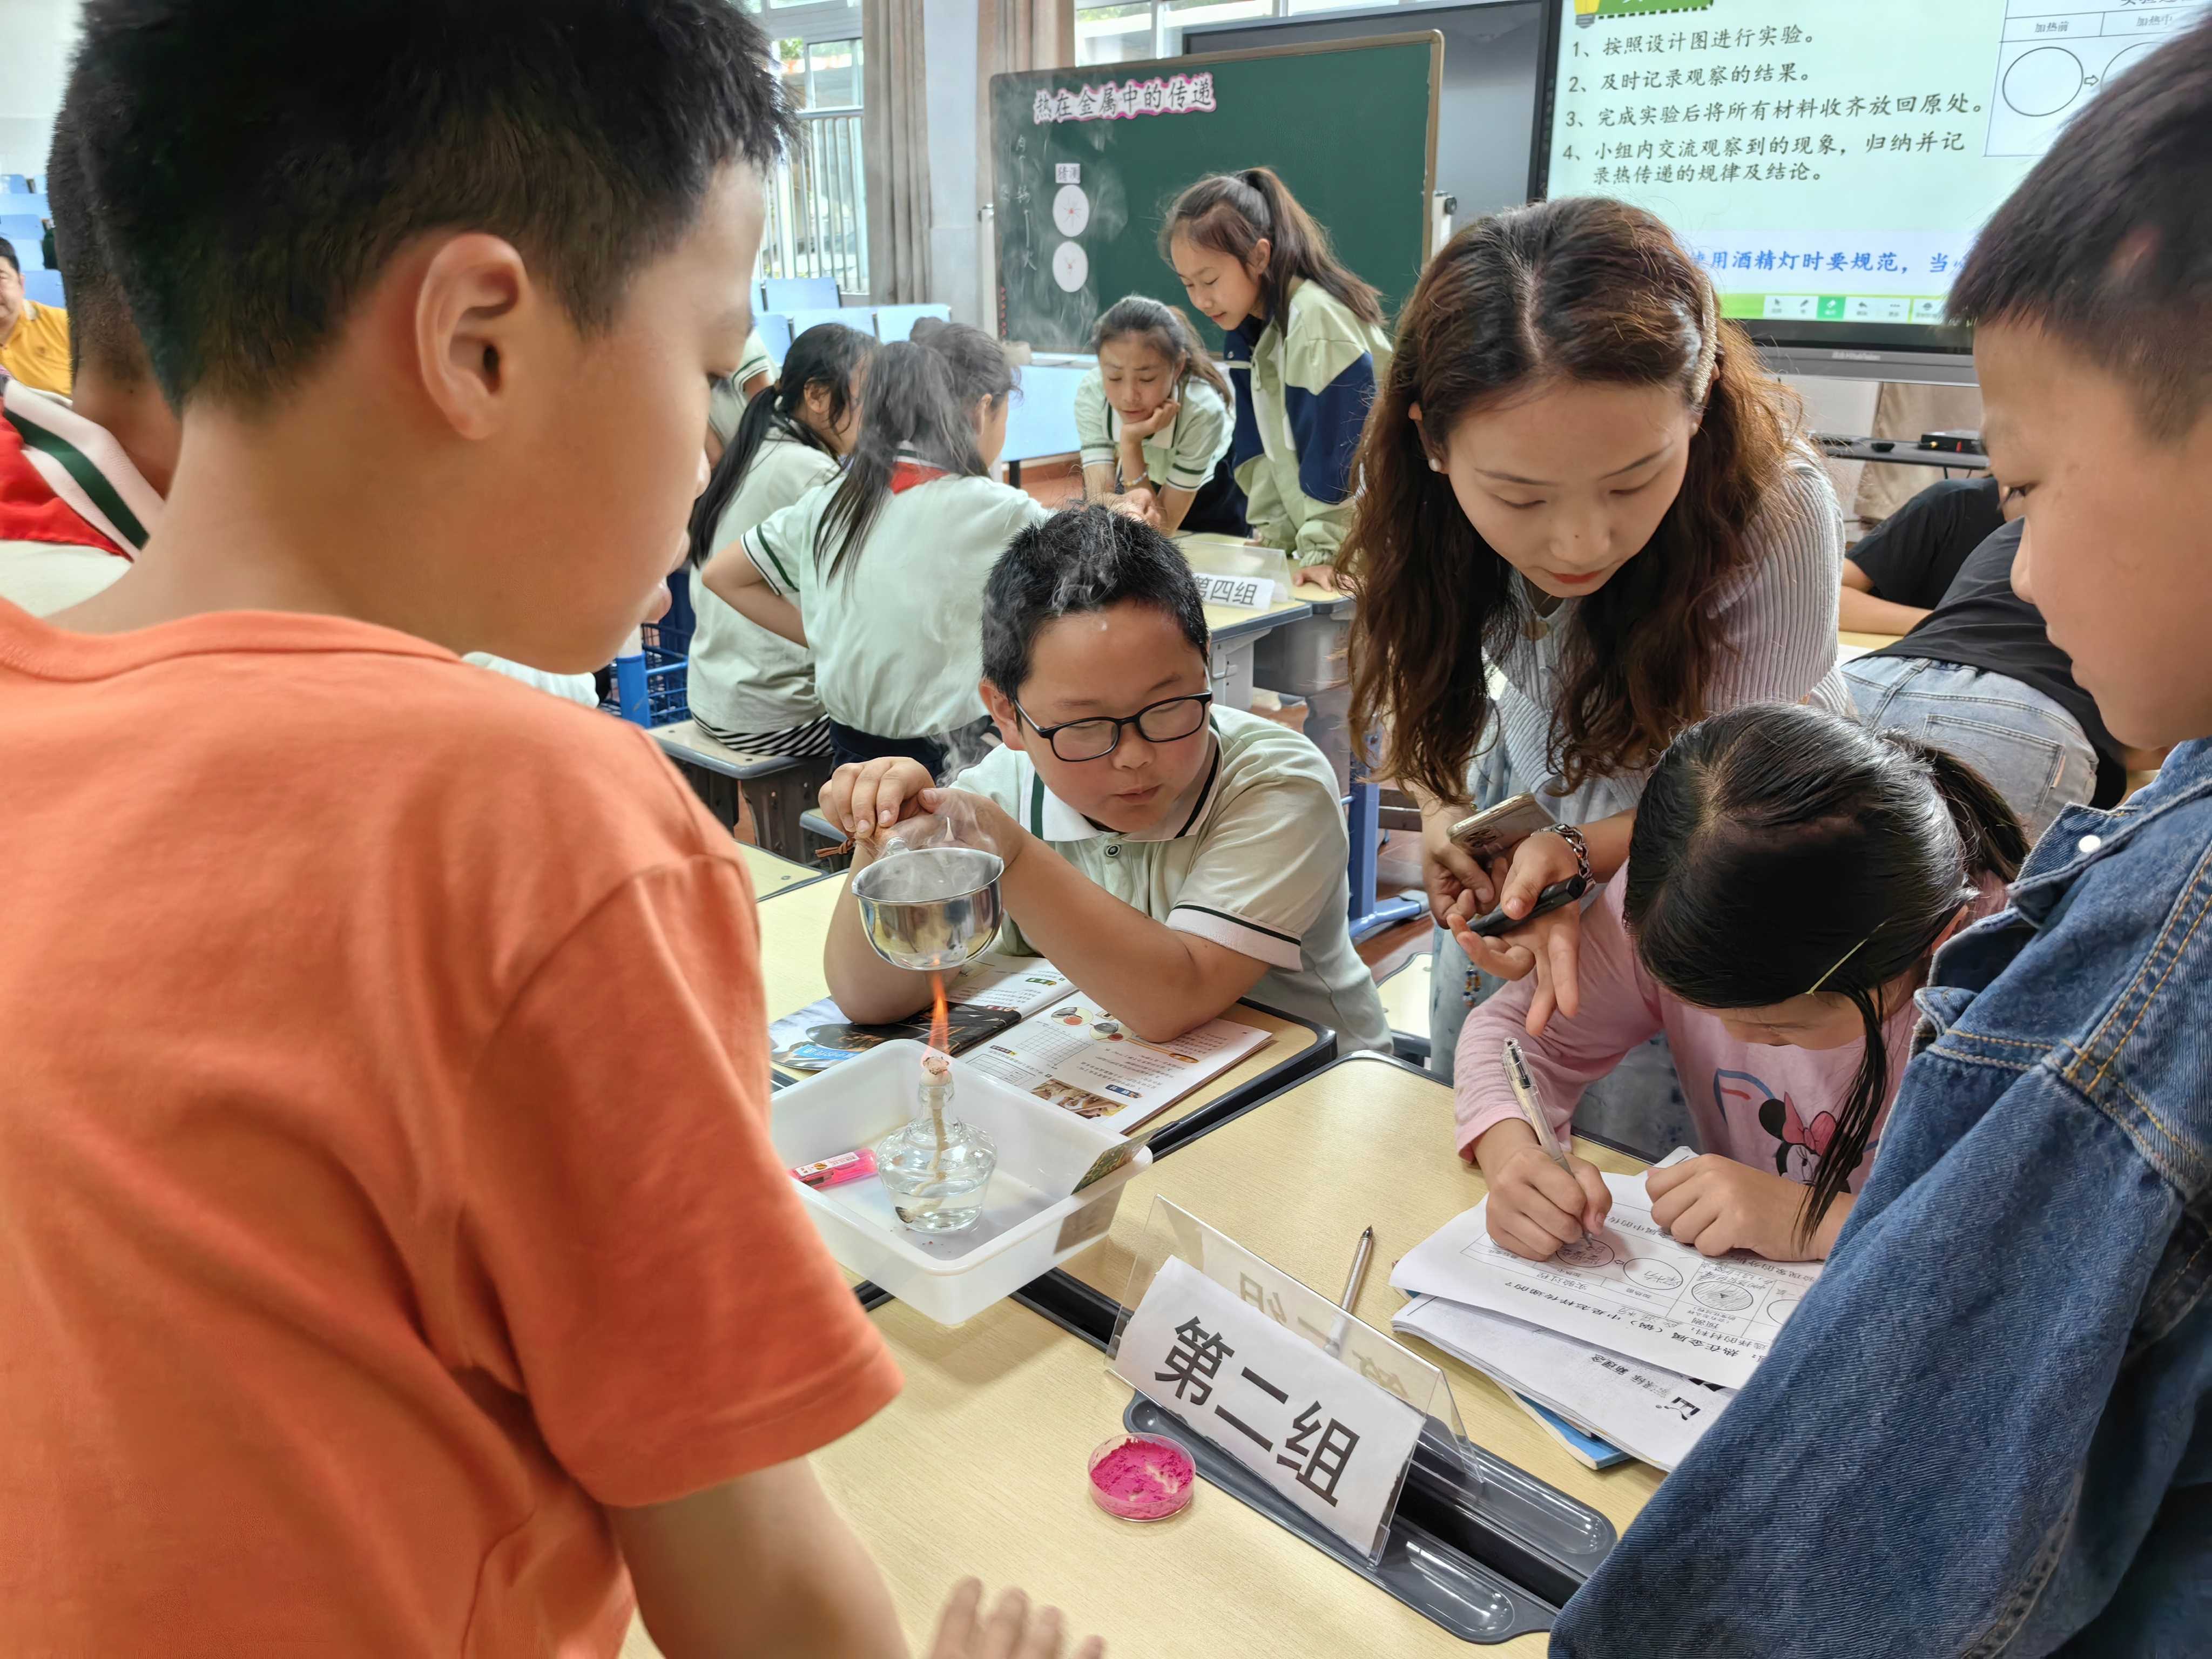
[0, 4, 1093, 1657]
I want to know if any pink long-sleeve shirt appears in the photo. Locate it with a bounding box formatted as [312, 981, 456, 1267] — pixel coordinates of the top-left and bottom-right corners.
[1454, 870, 2001, 1189]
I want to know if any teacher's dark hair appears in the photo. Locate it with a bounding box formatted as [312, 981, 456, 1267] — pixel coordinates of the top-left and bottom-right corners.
[1624, 703, 2027, 1248]
[1344, 196, 1802, 803]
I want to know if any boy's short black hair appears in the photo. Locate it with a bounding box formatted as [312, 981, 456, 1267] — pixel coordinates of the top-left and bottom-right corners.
[1950, 14, 2212, 439]
[981, 506, 1210, 697]
[71, 0, 793, 408]
[0, 239, 18, 276]
[45, 75, 148, 387]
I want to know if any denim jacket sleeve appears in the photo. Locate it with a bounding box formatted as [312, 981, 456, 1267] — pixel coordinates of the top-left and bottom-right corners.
[1551, 747, 2212, 1659]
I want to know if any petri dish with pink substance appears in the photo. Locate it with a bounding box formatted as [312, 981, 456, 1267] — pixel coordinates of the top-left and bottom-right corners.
[1087, 1432, 1196, 1522]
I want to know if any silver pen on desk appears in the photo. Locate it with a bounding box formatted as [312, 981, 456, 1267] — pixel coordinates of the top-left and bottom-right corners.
[1326, 1225, 1374, 1360]
[1337, 1225, 1374, 1312]
[1502, 1037, 1575, 1176]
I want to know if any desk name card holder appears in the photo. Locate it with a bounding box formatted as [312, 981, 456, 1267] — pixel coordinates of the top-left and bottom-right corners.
[1104, 1198, 1617, 1645]
[1190, 571, 1280, 611]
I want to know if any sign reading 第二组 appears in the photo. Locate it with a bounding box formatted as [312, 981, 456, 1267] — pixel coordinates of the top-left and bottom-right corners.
[1111, 1255, 1422, 1556]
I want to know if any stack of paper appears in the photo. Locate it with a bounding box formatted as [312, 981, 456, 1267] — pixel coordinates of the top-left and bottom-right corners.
[1388, 1168, 1821, 1471]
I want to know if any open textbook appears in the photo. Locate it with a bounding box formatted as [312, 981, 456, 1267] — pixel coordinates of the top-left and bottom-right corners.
[770, 957, 1272, 1134]
[768, 955, 1074, 1074]
[960, 996, 1272, 1134]
[1390, 1169, 1822, 1392]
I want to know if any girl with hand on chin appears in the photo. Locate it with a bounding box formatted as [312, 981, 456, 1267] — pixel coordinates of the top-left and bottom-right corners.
[1341, 198, 1849, 1156]
[1076, 295, 1243, 537]
[1460, 704, 2023, 1264]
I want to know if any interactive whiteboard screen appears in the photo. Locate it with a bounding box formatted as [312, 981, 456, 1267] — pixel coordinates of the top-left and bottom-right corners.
[1535, 0, 2208, 348]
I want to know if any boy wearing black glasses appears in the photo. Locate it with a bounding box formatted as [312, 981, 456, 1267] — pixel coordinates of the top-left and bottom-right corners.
[823, 505, 1388, 1052]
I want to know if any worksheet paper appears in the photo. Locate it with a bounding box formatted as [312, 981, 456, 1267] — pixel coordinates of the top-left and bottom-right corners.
[961, 997, 1272, 1133]
[1393, 1294, 1733, 1473]
[1389, 1172, 1822, 1391]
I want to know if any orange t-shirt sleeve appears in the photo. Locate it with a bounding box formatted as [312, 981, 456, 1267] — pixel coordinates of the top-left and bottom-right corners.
[451, 852, 900, 1509]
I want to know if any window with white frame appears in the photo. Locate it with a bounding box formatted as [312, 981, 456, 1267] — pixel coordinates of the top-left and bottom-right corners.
[1075, 0, 1441, 65]
[741, 0, 869, 297]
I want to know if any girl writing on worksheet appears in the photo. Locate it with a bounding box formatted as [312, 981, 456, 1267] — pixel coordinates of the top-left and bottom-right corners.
[1075, 295, 1243, 536]
[1459, 704, 2025, 1263]
[701, 320, 1048, 777]
[1343, 198, 1849, 1145]
[685, 321, 876, 756]
[1161, 167, 1391, 589]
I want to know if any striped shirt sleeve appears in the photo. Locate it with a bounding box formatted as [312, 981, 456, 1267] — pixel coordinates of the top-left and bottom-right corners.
[1701, 453, 1849, 718]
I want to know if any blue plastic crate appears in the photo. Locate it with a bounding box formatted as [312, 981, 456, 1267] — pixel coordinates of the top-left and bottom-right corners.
[609, 644, 689, 727]
[604, 568, 694, 726]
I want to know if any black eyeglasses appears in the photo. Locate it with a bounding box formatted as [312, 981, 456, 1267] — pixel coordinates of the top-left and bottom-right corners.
[1014, 692, 1213, 762]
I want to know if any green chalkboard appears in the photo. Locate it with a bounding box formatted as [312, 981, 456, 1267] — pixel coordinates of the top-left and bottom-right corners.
[989, 33, 1441, 354]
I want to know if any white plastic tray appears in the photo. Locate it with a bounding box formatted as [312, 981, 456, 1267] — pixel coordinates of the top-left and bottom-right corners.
[771, 1040, 1150, 1326]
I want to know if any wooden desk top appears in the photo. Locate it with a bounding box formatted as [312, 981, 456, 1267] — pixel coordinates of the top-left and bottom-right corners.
[650, 718, 798, 780]
[786, 1056, 1658, 1659]
[1205, 594, 1312, 644]
[1065, 1055, 1664, 1544]
[1838, 629, 1904, 657]
[736, 841, 822, 898]
[628, 1291, 1500, 1659]
[813, 1296, 1513, 1659]
[755, 873, 1327, 1138]
[1288, 581, 1355, 616]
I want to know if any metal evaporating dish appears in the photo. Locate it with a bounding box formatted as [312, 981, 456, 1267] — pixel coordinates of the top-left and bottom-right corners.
[850, 845, 1006, 972]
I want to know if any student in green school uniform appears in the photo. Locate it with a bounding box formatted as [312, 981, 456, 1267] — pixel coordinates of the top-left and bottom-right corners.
[1075, 295, 1242, 536]
[685, 320, 875, 755]
[1162, 166, 1393, 591]
[701, 321, 1049, 777]
[705, 325, 776, 464]
[820, 504, 1391, 1054]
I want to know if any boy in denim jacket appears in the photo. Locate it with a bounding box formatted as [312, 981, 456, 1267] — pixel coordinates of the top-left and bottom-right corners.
[1555, 19, 2212, 1658]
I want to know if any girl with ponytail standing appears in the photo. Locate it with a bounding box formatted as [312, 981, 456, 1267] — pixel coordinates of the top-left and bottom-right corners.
[1161, 167, 1392, 589]
[1458, 703, 2024, 1263]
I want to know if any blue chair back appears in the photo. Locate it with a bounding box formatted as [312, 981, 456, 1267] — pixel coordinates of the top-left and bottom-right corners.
[0, 216, 45, 261]
[22, 269, 64, 308]
[785, 306, 867, 342]
[872, 304, 952, 343]
[761, 275, 840, 313]
[753, 311, 793, 364]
